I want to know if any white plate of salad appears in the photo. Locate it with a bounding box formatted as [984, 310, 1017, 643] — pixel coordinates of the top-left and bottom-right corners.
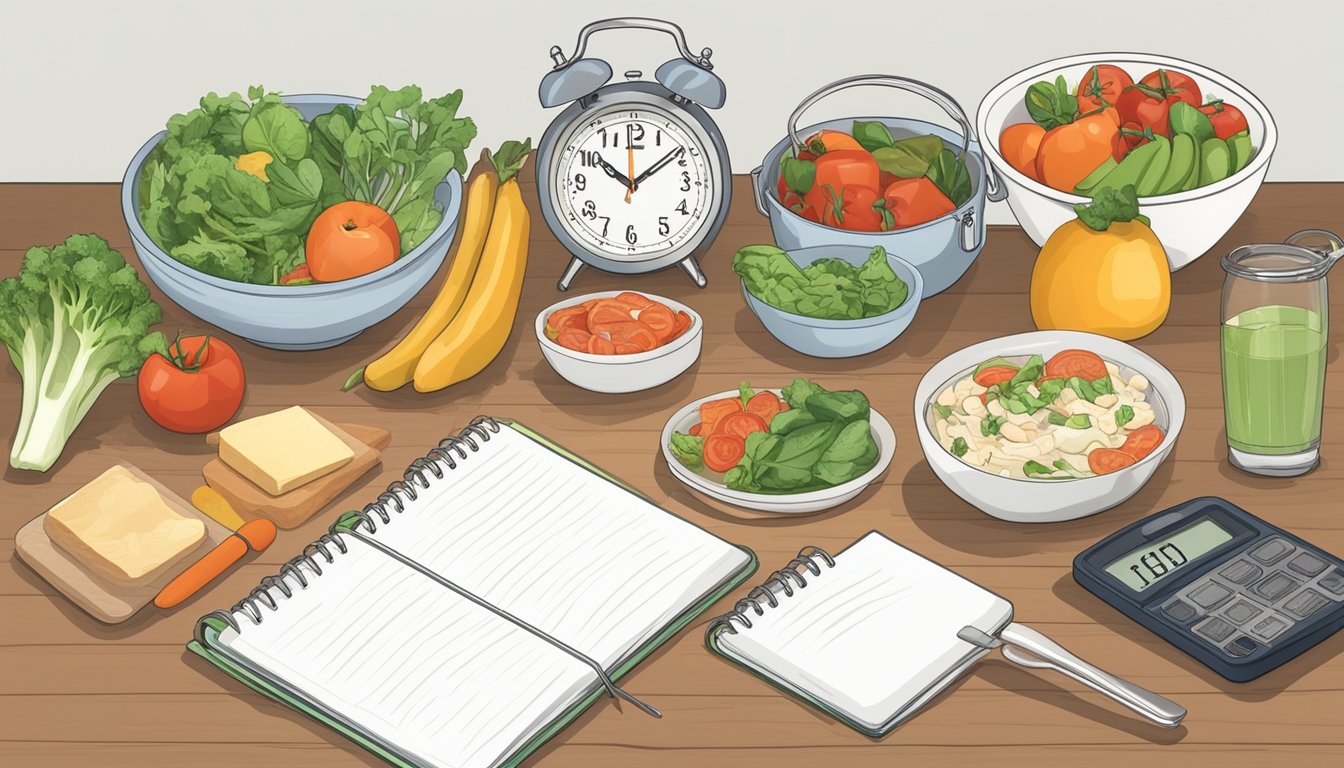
[660, 380, 895, 514]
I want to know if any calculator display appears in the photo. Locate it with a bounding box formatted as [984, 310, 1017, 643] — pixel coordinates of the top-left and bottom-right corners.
[1105, 519, 1234, 592]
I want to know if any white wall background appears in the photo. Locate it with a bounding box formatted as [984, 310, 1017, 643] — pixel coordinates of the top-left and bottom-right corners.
[1, 0, 1330, 218]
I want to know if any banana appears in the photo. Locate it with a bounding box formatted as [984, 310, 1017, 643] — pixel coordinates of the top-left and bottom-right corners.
[412, 141, 532, 393]
[345, 157, 497, 392]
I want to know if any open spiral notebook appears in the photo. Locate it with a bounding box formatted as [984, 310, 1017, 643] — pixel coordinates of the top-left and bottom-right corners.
[189, 417, 756, 768]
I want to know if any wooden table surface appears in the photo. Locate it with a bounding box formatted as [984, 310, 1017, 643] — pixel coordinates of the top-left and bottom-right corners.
[3, 179, 1343, 767]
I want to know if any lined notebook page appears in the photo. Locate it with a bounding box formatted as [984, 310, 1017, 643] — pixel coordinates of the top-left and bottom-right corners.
[216, 534, 595, 768]
[373, 424, 751, 668]
[717, 532, 1012, 731]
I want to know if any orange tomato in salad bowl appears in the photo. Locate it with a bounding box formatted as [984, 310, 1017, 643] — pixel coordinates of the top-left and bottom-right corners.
[305, 201, 400, 282]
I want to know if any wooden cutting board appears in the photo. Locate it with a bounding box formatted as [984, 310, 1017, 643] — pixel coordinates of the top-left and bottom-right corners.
[15, 464, 232, 624]
[202, 416, 392, 530]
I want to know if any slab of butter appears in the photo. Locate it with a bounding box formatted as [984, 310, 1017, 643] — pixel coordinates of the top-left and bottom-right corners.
[45, 466, 207, 586]
[219, 406, 355, 496]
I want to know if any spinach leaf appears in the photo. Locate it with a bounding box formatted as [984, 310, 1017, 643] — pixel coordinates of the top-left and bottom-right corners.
[242, 98, 310, 161]
[1023, 460, 1057, 477]
[981, 416, 1005, 436]
[925, 148, 972, 207]
[805, 389, 870, 424]
[781, 157, 815, 195]
[669, 433, 705, 470]
[1025, 76, 1078, 130]
[1049, 412, 1092, 429]
[732, 244, 907, 320]
[852, 120, 894, 152]
[769, 409, 818, 435]
[951, 437, 969, 457]
[782, 378, 824, 410]
[1115, 404, 1135, 428]
[932, 404, 953, 420]
[813, 420, 879, 485]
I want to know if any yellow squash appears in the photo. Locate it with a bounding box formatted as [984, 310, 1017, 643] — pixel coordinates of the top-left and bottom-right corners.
[1031, 187, 1170, 341]
[413, 142, 532, 392]
[358, 167, 499, 391]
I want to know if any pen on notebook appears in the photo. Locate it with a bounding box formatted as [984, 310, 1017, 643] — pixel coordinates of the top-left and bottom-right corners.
[155, 519, 277, 609]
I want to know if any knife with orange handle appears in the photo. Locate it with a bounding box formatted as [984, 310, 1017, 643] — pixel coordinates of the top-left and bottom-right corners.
[155, 519, 277, 609]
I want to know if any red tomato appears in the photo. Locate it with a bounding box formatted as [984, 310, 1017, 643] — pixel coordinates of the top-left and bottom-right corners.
[804, 150, 880, 214]
[305, 201, 399, 282]
[587, 299, 636, 327]
[973, 365, 1019, 388]
[703, 432, 747, 473]
[803, 129, 864, 153]
[821, 185, 888, 232]
[1043, 349, 1108, 381]
[138, 335, 245, 434]
[1088, 448, 1137, 475]
[1116, 69, 1202, 139]
[1199, 101, 1249, 140]
[719, 411, 769, 439]
[1120, 425, 1165, 461]
[1076, 64, 1134, 113]
[278, 263, 313, 285]
[635, 303, 677, 342]
[745, 391, 783, 425]
[882, 178, 956, 228]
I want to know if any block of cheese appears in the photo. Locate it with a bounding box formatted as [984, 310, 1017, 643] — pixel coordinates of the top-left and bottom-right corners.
[44, 466, 207, 586]
[219, 406, 355, 496]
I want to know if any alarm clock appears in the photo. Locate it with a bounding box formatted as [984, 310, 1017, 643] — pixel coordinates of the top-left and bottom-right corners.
[536, 17, 732, 290]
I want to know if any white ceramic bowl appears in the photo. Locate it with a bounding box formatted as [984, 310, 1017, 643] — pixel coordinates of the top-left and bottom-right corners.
[535, 291, 703, 393]
[914, 331, 1185, 523]
[660, 389, 895, 514]
[977, 52, 1276, 271]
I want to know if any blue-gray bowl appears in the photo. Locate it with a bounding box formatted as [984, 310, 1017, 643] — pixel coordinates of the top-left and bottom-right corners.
[120, 94, 462, 351]
[740, 245, 923, 358]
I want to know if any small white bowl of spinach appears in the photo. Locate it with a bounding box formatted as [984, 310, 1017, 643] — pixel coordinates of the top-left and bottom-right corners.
[733, 244, 923, 358]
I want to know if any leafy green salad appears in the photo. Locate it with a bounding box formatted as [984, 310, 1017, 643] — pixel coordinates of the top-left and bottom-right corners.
[137, 85, 476, 285]
[669, 379, 881, 494]
[731, 245, 908, 320]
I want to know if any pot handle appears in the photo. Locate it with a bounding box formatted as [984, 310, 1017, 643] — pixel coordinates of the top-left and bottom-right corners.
[750, 166, 768, 217]
[787, 74, 974, 158]
[986, 163, 1007, 202]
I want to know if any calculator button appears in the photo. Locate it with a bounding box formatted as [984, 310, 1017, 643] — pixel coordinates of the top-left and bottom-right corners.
[1162, 599, 1198, 623]
[1250, 615, 1291, 642]
[1223, 636, 1260, 657]
[1287, 552, 1328, 578]
[1252, 572, 1302, 603]
[1249, 538, 1296, 565]
[1197, 617, 1236, 643]
[1284, 589, 1331, 619]
[1219, 559, 1263, 585]
[1319, 569, 1344, 596]
[1188, 581, 1234, 610]
[1222, 599, 1265, 626]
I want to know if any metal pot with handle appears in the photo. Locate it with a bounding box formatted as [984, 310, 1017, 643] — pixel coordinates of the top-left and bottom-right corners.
[752, 75, 1005, 297]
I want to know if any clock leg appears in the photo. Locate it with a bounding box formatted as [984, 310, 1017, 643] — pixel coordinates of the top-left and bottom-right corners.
[557, 257, 585, 292]
[679, 257, 708, 288]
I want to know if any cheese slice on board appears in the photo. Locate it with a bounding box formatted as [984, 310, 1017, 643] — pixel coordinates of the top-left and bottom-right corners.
[219, 406, 355, 496]
[44, 465, 206, 586]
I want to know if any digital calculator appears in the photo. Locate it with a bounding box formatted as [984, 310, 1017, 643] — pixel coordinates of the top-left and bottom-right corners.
[1074, 497, 1344, 682]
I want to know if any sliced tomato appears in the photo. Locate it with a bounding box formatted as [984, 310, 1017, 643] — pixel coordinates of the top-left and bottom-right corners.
[615, 291, 655, 309]
[703, 432, 746, 473]
[699, 397, 743, 435]
[636, 303, 677, 342]
[973, 366, 1019, 388]
[670, 310, 693, 339]
[1088, 448, 1137, 475]
[688, 423, 702, 437]
[555, 327, 592, 352]
[585, 334, 616, 355]
[1120, 425, 1165, 461]
[719, 411, 768, 439]
[587, 299, 636, 327]
[1043, 349, 1108, 381]
[545, 305, 589, 339]
[745, 391, 783, 425]
[591, 320, 658, 352]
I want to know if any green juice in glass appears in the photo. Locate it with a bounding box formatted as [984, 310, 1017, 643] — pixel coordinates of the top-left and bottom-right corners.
[1221, 305, 1326, 455]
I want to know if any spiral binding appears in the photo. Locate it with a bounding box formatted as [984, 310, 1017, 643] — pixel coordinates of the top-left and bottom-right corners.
[196, 417, 501, 639]
[709, 545, 836, 635]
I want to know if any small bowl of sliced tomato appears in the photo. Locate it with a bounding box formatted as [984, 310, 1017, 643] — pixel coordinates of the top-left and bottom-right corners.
[535, 291, 702, 393]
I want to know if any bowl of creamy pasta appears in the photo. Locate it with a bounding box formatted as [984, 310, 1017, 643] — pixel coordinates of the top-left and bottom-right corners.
[914, 330, 1185, 523]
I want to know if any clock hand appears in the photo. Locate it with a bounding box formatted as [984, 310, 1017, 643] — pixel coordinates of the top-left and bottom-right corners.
[632, 147, 686, 187]
[625, 145, 636, 204]
[593, 155, 637, 191]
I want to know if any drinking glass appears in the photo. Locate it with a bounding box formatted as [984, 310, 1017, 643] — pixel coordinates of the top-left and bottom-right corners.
[1220, 230, 1336, 476]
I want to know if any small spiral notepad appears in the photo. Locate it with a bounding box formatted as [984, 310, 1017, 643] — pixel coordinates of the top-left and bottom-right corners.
[189, 417, 755, 768]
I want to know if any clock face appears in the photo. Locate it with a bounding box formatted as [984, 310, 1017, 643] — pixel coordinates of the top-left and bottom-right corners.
[552, 105, 716, 262]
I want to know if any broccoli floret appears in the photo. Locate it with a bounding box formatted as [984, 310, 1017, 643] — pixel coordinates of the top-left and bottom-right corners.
[1074, 184, 1151, 231]
[0, 234, 161, 471]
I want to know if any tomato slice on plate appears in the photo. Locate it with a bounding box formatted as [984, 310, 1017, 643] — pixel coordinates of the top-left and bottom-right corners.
[745, 391, 783, 425]
[688, 423, 702, 437]
[1043, 349, 1108, 381]
[1120, 425, 1164, 460]
[973, 366, 1019, 388]
[703, 432, 746, 473]
[1088, 448, 1137, 475]
[719, 411, 768, 439]
[699, 397, 743, 435]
